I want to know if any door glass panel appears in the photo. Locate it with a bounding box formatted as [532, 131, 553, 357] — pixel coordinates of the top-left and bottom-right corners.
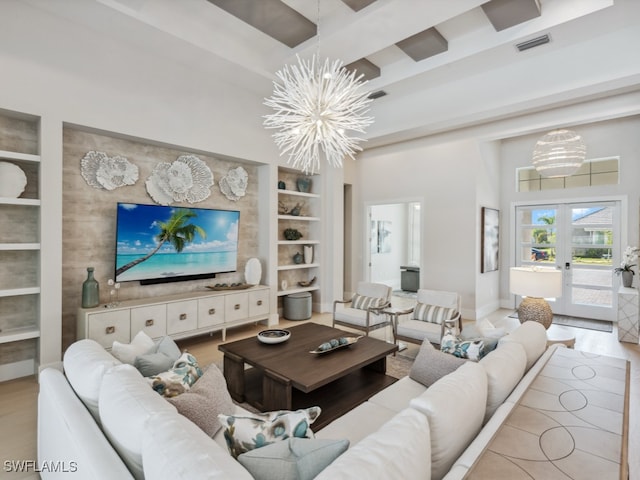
[516, 201, 619, 321]
[571, 268, 612, 288]
[516, 207, 557, 266]
[568, 204, 615, 312]
[571, 286, 612, 307]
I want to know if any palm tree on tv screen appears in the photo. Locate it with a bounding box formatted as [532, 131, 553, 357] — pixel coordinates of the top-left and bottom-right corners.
[115, 208, 206, 277]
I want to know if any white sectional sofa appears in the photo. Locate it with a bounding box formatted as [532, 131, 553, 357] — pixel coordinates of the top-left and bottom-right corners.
[38, 320, 557, 479]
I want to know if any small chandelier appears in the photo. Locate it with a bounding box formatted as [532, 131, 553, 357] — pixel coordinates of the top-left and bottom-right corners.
[263, 54, 374, 174]
[532, 129, 586, 178]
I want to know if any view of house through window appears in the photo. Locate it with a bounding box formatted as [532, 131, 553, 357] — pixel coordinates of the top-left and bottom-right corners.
[517, 157, 619, 192]
[515, 201, 620, 322]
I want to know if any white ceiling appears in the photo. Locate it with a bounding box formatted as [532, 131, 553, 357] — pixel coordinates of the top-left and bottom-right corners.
[23, 0, 640, 149]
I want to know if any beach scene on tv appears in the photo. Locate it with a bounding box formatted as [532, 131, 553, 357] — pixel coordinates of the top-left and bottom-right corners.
[115, 203, 240, 282]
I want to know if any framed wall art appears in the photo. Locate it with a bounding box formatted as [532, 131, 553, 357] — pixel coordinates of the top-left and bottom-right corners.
[481, 207, 499, 273]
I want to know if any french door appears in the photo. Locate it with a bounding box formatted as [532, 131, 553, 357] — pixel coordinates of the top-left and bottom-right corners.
[515, 201, 620, 321]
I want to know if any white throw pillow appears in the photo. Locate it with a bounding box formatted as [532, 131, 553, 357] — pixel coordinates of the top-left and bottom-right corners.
[99, 364, 177, 479]
[111, 330, 155, 365]
[498, 320, 547, 371]
[143, 410, 253, 479]
[479, 342, 526, 423]
[477, 318, 506, 339]
[314, 408, 431, 480]
[409, 362, 488, 480]
[63, 339, 121, 421]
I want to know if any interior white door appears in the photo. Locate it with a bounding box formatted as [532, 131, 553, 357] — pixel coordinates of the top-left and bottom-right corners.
[515, 201, 620, 321]
[367, 202, 421, 290]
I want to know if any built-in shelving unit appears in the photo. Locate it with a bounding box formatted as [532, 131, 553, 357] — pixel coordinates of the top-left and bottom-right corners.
[0, 111, 42, 381]
[276, 169, 321, 310]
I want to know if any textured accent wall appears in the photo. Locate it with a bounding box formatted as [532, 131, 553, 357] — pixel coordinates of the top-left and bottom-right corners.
[62, 127, 260, 350]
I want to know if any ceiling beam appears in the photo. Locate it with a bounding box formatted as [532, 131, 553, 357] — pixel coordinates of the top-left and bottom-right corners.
[481, 0, 542, 32]
[207, 0, 316, 48]
[396, 28, 448, 62]
[340, 0, 378, 12]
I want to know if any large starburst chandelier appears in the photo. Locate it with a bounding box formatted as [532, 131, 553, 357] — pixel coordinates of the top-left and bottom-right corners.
[263, 54, 374, 174]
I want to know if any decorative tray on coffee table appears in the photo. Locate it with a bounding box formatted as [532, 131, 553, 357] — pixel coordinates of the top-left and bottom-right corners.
[309, 336, 362, 354]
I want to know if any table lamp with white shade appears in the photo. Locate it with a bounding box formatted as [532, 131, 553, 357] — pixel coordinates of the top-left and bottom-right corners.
[509, 266, 563, 329]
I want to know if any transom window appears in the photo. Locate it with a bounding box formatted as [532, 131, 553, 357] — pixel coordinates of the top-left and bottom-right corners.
[517, 157, 619, 192]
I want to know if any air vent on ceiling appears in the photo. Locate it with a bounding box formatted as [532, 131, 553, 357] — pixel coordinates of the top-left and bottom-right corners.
[516, 34, 551, 52]
[368, 90, 387, 100]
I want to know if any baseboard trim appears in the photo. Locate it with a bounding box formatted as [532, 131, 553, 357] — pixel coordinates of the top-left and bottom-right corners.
[0, 359, 35, 382]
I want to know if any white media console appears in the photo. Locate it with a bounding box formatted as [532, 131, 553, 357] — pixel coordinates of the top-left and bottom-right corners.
[77, 285, 271, 348]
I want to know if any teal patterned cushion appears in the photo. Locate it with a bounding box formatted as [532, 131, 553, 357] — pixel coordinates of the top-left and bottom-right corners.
[351, 294, 384, 310]
[218, 407, 321, 459]
[440, 333, 485, 361]
[413, 303, 457, 325]
[147, 352, 203, 397]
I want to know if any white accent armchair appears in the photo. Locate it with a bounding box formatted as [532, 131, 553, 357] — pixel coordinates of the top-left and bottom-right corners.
[333, 282, 392, 336]
[392, 289, 462, 347]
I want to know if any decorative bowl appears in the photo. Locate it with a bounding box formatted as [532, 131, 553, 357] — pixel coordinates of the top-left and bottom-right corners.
[258, 329, 291, 344]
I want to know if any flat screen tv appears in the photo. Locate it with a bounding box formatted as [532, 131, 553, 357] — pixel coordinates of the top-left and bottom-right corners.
[115, 202, 240, 285]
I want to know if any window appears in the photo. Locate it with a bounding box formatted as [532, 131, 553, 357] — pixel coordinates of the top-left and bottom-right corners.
[517, 157, 619, 192]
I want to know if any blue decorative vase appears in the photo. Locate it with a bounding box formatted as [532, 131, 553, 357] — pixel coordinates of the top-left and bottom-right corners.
[293, 252, 303, 264]
[82, 267, 100, 308]
[296, 177, 312, 193]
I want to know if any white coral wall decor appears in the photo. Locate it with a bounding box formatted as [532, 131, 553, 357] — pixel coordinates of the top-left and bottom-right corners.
[80, 151, 139, 190]
[145, 155, 214, 205]
[219, 166, 248, 201]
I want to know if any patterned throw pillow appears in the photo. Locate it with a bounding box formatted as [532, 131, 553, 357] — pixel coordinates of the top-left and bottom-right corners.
[218, 407, 322, 459]
[440, 333, 485, 361]
[351, 294, 384, 311]
[413, 303, 458, 325]
[147, 352, 203, 397]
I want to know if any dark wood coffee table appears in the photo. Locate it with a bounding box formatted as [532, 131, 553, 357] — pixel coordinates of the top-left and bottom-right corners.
[219, 322, 398, 430]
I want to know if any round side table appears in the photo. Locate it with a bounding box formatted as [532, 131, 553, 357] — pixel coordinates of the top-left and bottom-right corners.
[546, 324, 576, 348]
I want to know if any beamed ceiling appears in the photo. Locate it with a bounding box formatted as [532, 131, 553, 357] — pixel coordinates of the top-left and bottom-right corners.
[23, 0, 640, 148]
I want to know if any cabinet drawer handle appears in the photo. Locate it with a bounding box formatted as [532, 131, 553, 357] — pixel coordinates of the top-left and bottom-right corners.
[257, 300, 263, 306]
[234, 304, 240, 310]
[179, 313, 187, 320]
[145, 319, 154, 327]
[105, 326, 115, 335]
[208, 308, 216, 315]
